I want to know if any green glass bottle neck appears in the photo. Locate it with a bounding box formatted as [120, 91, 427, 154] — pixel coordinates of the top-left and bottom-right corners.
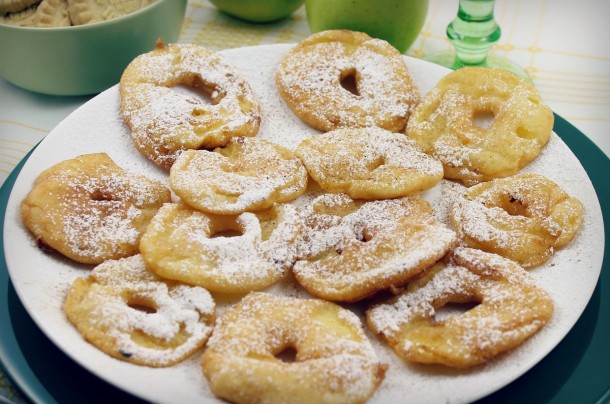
[447, 0, 501, 67]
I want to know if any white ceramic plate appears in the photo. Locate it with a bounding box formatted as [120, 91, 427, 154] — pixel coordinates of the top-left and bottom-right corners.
[3, 44, 604, 403]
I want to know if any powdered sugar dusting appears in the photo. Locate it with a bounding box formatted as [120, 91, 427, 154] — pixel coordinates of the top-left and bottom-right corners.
[450, 173, 584, 267]
[169, 138, 307, 214]
[276, 31, 419, 132]
[296, 127, 443, 198]
[288, 194, 457, 301]
[453, 199, 513, 248]
[187, 213, 263, 280]
[120, 43, 261, 167]
[367, 247, 553, 367]
[65, 255, 215, 367]
[21, 153, 170, 263]
[139, 203, 290, 292]
[203, 292, 385, 402]
[59, 171, 161, 255]
[406, 67, 554, 186]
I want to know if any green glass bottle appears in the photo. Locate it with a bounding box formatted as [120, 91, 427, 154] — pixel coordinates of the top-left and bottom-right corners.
[426, 0, 529, 80]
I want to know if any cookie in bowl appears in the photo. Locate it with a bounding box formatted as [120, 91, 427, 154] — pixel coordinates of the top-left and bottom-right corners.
[0, 0, 187, 95]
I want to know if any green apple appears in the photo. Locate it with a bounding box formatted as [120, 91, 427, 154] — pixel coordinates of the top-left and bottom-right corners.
[209, 0, 305, 23]
[305, 0, 428, 53]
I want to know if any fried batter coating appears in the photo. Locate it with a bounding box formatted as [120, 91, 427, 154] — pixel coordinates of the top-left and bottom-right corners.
[170, 137, 308, 214]
[291, 194, 457, 302]
[295, 127, 443, 199]
[407, 67, 553, 186]
[451, 173, 584, 267]
[20, 153, 171, 264]
[276, 30, 419, 132]
[202, 292, 387, 404]
[120, 41, 261, 169]
[367, 247, 554, 368]
[140, 202, 298, 293]
[64, 255, 216, 367]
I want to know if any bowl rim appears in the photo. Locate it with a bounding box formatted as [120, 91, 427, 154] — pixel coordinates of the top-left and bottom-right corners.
[0, 0, 183, 32]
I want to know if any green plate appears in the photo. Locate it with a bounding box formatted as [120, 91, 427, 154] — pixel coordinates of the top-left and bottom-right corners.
[0, 114, 608, 403]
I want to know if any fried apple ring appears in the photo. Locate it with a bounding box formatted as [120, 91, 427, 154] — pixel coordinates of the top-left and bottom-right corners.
[20, 153, 171, 265]
[451, 173, 584, 268]
[276, 30, 419, 132]
[407, 67, 553, 186]
[295, 127, 443, 199]
[367, 247, 554, 369]
[291, 194, 457, 302]
[120, 41, 261, 169]
[170, 137, 308, 214]
[201, 292, 387, 404]
[63, 255, 216, 367]
[139, 202, 298, 293]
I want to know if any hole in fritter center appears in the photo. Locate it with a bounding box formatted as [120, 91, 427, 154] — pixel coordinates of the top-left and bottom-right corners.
[274, 345, 298, 363]
[500, 195, 529, 217]
[473, 110, 495, 129]
[434, 301, 480, 322]
[210, 229, 244, 238]
[366, 156, 386, 171]
[90, 190, 117, 202]
[340, 69, 360, 96]
[127, 297, 158, 314]
[173, 83, 215, 105]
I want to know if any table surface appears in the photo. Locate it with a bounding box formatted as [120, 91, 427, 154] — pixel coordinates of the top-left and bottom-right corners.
[1, 0, 609, 402]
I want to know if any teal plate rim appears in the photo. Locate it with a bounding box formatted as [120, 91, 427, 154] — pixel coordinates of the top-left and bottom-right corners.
[0, 114, 608, 403]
